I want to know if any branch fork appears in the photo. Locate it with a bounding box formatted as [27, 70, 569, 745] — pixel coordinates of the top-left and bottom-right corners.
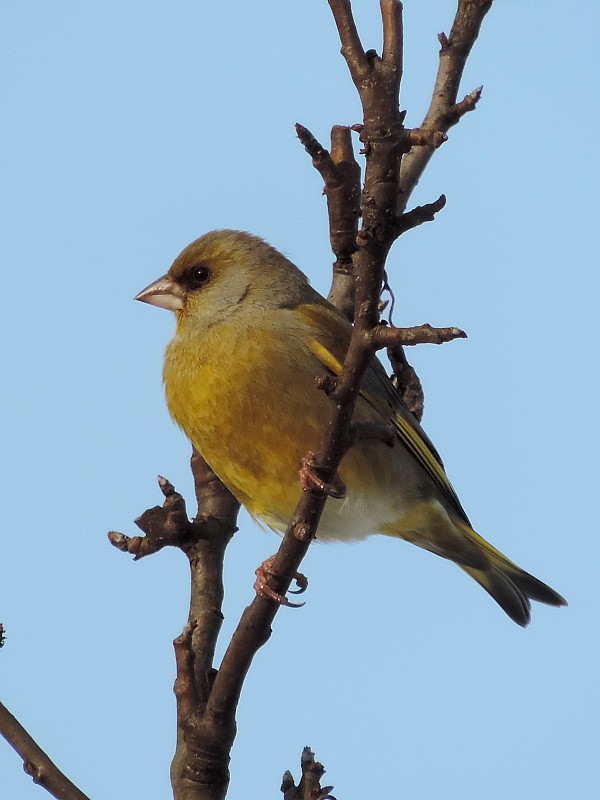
[108, 476, 194, 558]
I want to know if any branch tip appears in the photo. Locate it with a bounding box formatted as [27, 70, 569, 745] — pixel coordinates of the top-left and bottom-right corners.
[381, 0, 404, 73]
[395, 194, 446, 236]
[407, 128, 448, 149]
[328, 0, 370, 83]
[372, 323, 467, 349]
[158, 474, 175, 496]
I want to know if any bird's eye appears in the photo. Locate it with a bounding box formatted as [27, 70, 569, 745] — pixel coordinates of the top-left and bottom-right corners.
[189, 265, 211, 288]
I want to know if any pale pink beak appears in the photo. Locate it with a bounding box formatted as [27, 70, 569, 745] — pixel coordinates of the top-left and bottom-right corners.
[135, 275, 184, 311]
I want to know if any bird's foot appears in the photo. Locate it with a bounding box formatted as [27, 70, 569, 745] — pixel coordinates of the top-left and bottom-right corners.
[254, 554, 308, 607]
[299, 452, 347, 499]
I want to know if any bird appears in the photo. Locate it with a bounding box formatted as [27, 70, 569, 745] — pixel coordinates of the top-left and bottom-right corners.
[135, 229, 566, 626]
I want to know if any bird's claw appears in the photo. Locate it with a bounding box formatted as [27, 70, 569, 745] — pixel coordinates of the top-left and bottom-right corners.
[299, 452, 347, 499]
[254, 555, 308, 608]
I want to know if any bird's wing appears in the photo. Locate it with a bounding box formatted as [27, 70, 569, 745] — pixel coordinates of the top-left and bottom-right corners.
[296, 300, 470, 524]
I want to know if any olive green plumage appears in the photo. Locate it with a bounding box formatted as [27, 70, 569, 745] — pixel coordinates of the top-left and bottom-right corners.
[136, 229, 566, 626]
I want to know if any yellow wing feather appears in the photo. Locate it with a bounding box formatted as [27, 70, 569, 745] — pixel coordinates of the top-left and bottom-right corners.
[298, 301, 470, 524]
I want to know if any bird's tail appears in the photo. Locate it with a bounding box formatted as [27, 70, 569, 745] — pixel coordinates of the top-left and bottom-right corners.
[453, 518, 567, 627]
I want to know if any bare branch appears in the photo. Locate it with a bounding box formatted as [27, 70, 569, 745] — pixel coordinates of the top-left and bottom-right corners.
[327, 0, 370, 83]
[388, 345, 425, 420]
[398, 0, 494, 212]
[108, 475, 192, 558]
[111, 450, 238, 800]
[0, 701, 92, 800]
[281, 747, 336, 800]
[371, 322, 467, 349]
[327, 127, 362, 321]
[394, 193, 446, 235]
[173, 623, 200, 719]
[381, 0, 403, 74]
[108, 4, 494, 799]
[406, 128, 448, 149]
[295, 123, 338, 185]
[297, 123, 361, 321]
[443, 85, 483, 126]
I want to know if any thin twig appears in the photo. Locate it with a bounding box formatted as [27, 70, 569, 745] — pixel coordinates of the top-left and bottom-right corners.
[371, 322, 467, 348]
[295, 124, 338, 184]
[281, 747, 336, 800]
[394, 194, 446, 235]
[0, 701, 92, 800]
[327, 0, 369, 84]
[398, 0, 494, 213]
[381, 0, 403, 75]
[110, 451, 239, 800]
[388, 345, 425, 420]
[296, 123, 361, 320]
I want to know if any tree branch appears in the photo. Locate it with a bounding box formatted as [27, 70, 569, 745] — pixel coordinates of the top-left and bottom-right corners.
[110, 450, 239, 800]
[105, 4, 494, 799]
[394, 193, 446, 235]
[281, 747, 336, 800]
[371, 322, 467, 348]
[327, 0, 370, 84]
[0, 701, 92, 800]
[388, 344, 425, 420]
[381, 0, 403, 74]
[296, 123, 361, 321]
[397, 0, 494, 213]
[199, 11, 415, 745]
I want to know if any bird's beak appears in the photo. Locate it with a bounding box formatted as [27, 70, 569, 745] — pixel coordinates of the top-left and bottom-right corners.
[135, 275, 184, 311]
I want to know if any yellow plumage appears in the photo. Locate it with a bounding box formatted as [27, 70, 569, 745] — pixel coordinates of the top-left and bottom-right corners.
[136, 229, 566, 626]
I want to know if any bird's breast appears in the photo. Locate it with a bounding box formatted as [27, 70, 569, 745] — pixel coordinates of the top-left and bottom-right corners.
[162, 314, 424, 541]
[163, 319, 329, 524]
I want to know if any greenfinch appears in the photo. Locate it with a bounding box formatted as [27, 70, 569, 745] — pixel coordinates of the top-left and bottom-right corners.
[136, 229, 566, 626]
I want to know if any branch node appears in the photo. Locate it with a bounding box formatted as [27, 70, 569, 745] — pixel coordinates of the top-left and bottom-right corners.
[293, 523, 313, 542]
[315, 374, 338, 395]
[356, 226, 373, 244]
[407, 128, 448, 149]
[109, 478, 198, 559]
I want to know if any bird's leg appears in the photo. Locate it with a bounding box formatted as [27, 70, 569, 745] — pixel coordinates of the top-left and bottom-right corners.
[253, 554, 308, 607]
[299, 452, 347, 499]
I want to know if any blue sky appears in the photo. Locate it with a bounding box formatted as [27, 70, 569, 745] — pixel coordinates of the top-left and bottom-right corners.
[1, 1, 598, 798]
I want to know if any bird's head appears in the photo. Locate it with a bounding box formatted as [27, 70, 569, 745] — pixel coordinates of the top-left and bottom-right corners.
[135, 229, 311, 328]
